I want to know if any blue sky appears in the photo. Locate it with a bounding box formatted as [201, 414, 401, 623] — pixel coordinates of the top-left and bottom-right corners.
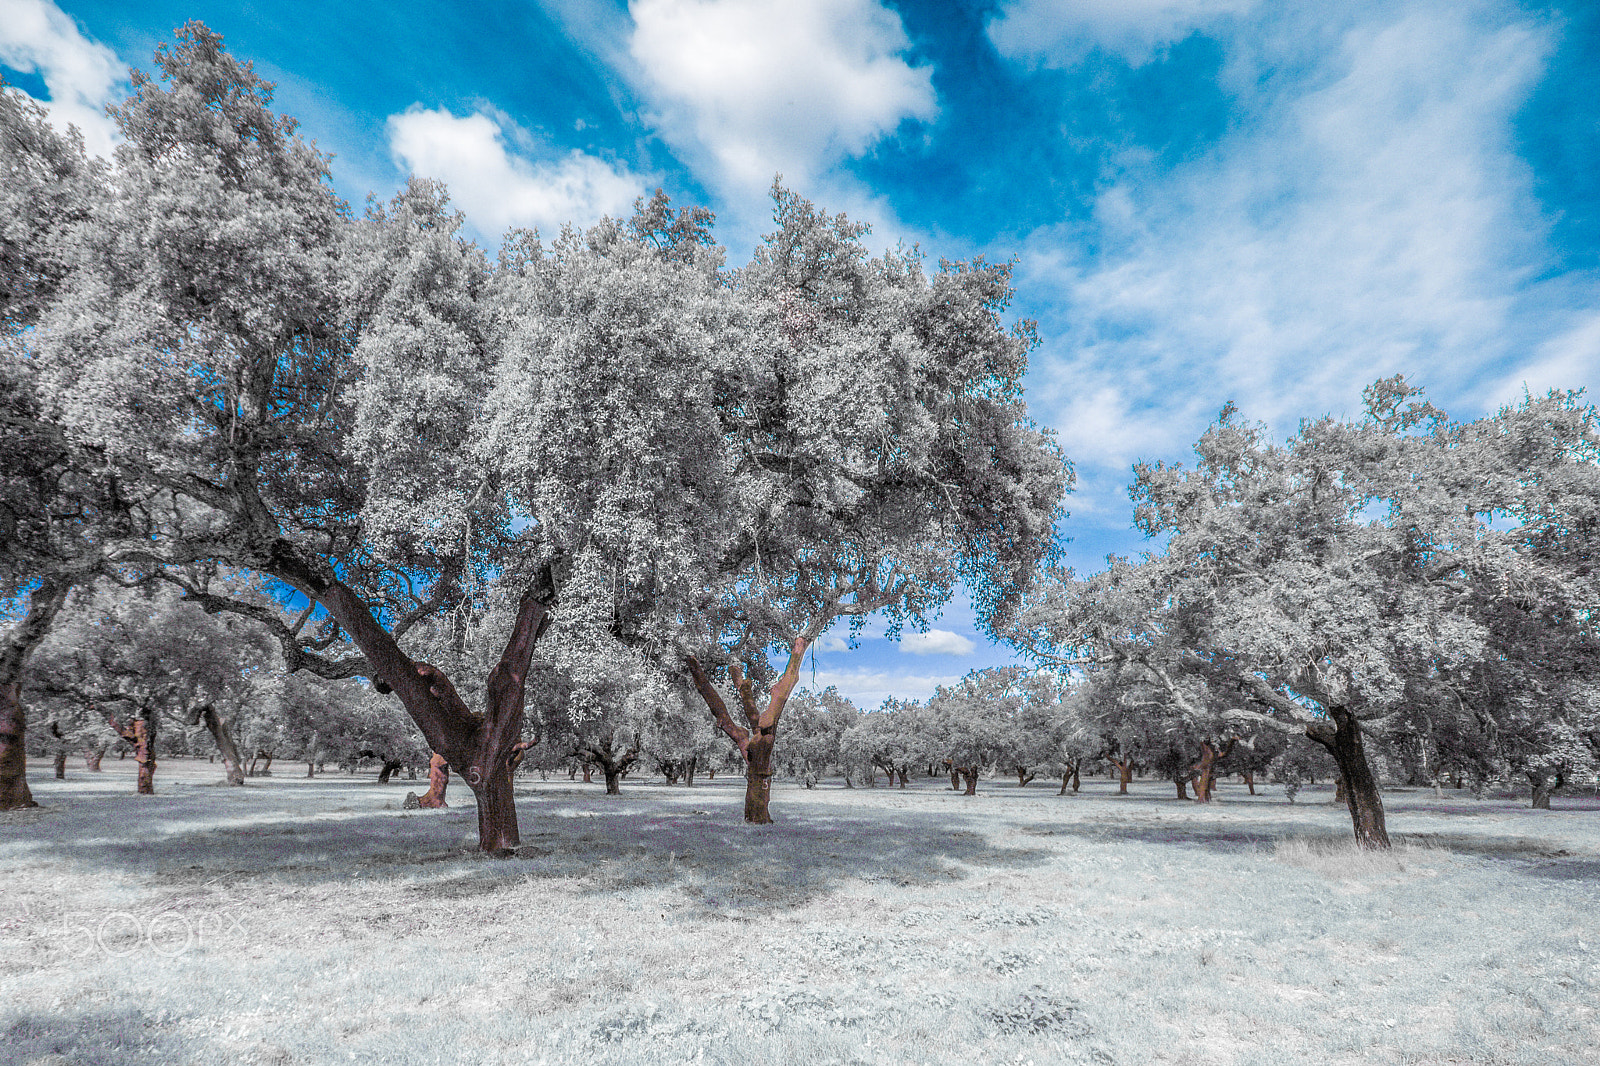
[4, 0, 1597, 707]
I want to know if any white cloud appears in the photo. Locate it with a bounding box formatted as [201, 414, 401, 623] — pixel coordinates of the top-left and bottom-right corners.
[898, 629, 977, 657]
[387, 106, 648, 237]
[1483, 311, 1600, 408]
[988, 0, 1257, 67]
[799, 667, 963, 707]
[627, 0, 936, 192]
[1024, 4, 1558, 465]
[0, 0, 124, 157]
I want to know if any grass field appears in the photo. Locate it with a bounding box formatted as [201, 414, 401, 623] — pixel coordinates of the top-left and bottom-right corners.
[3, 759, 1597, 1065]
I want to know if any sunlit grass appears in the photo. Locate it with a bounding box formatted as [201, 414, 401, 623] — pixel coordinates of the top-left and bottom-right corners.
[2, 759, 1597, 1064]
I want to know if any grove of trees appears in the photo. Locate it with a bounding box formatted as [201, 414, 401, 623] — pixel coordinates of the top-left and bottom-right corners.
[3, 24, 1595, 857]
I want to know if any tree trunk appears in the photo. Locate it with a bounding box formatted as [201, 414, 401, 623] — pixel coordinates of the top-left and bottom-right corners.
[378, 759, 403, 784]
[84, 744, 106, 771]
[0, 579, 73, 810]
[1015, 768, 1035, 787]
[960, 768, 978, 795]
[1333, 771, 1347, 805]
[1175, 777, 1189, 800]
[1113, 759, 1133, 794]
[1243, 770, 1255, 795]
[684, 756, 697, 787]
[603, 763, 623, 795]
[684, 638, 810, 825]
[108, 711, 156, 795]
[743, 733, 775, 823]
[581, 763, 593, 783]
[1070, 763, 1081, 792]
[1528, 769, 1562, 810]
[949, 766, 961, 790]
[1189, 739, 1236, 803]
[1316, 707, 1390, 849]
[1059, 772, 1071, 795]
[193, 705, 246, 785]
[49, 722, 66, 780]
[897, 768, 908, 789]
[417, 753, 449, 808]
[264, 562, 553, 855]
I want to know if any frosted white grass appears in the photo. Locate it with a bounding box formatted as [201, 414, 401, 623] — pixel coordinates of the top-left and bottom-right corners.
[3, 758, 1598, 1065]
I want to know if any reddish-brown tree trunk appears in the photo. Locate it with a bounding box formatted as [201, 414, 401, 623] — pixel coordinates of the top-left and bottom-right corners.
[108, 712, 156, 795]
[949, 766, 961, 790]
[580, 763, 594, 783]
[49, 722, 66, 779]
[194, 705, 246, 785]
[897, 768, 908, 788]
[1528, 770, 1562, 810]
[1316, 707, 1389, 849]
[1015, 768, 1036, 787]
[417, 753, 449, 807]
[1175, 777, 1189, 800]
[684, 637, 810, 825]
[960, 768, 979, 795]
[1243, 770, 1256, 795]
[1189, 738, 1236, 803]
[84, 744, 105, 771]
[260, 556, 553, 854]
[1112, 758, 1133, 794]
[1, 579, 73, 810]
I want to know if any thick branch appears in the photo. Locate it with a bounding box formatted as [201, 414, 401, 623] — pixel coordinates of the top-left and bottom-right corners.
[683, 655, 750, 754]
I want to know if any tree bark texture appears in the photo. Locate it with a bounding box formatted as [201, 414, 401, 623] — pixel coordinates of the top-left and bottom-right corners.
[684, 638, 810, 825]
[0, 578, 72, 810]
[1189, 738, 1236, 803]
[107, 711, 156, 795]
[377, 759, 404, 784]
[959, 768, 979, 796]
[266, 558, 552, 855]
[417, 753, 450, 807]
[193, 705, 246, 785]
[84, 744, 105, 771]
[1314, 707, 1390, 849]
[1113, 758, 1133, 794]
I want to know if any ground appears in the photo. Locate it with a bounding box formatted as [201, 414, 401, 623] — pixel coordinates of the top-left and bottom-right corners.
[2, 759, 1597, 1065]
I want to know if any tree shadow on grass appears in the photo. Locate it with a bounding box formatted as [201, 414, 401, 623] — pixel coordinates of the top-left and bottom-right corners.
[3, 1008, 186, 1065]
[0, 780, 1054, 910]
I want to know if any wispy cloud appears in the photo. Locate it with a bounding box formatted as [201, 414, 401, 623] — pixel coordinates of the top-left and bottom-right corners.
[798, 667, 963, 708]
[387, 105, 648, 238]
[0, 0, 124, 157]
[989, 0, 1258, 66]
[1020, 3, 1573, 483]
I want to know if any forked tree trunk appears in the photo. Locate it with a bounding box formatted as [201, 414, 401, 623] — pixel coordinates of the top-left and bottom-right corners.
[949, 766, 961, 790]
[603, 764, 624, 795]
[193, 705, 246, 785]
[1189, 738, 1236, 803]
[1314, 707, 1390, 849]
[417, 753, 450, 808]
[1112, 758, 1133, 794]
[897, 768, 908, 788]
[959, 768, 979, 795]
[377, 759, 403, 784]
[580, 763, 593, 783]
[1059, 771, 1071, 795]
[684, 638, 811, 825]
[266, 558, 553, 855]
[108, 711, 156, 795]
[84, 744, 106, 771]
[1015, 768, 1035, 787]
